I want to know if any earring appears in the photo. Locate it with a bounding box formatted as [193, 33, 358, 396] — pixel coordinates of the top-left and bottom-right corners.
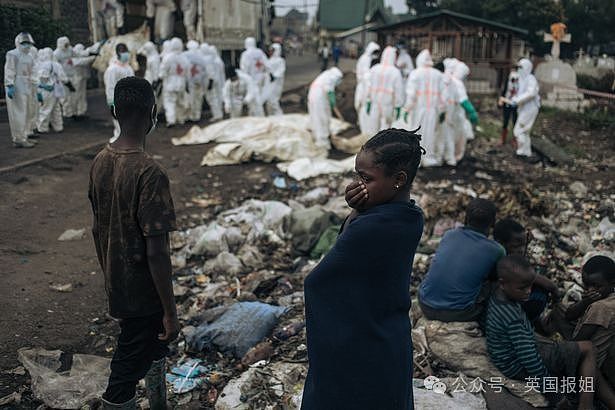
[395, 185, 399, 189]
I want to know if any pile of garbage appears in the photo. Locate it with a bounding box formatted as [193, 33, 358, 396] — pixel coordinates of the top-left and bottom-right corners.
[13, 117, 614, 408]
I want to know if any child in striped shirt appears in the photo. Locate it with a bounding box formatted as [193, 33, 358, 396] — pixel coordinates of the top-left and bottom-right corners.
[486, 256, 599, 408]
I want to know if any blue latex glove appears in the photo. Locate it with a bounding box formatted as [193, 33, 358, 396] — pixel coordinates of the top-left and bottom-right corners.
[6, 85, 15, 99]
[327, 91, 336, 109]
[37, 92, 43, 103]
[366, 101, 371, 115]
[39, 84, 54, 92]
[404, 111, 409, 123]
[460, 99, 479, 125]
[395, 107, 401, 120]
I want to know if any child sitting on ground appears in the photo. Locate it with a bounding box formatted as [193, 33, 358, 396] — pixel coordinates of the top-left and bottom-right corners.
[568, 255, 615, 390]
[494, 218, 561, 322]
[486, 255, 615, 408]
[417, 198, 505, 322]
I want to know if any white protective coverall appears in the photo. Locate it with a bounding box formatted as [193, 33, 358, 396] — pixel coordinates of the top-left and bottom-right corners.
[223, 70, 255, 118]
[101, 0, 124, 37]
[27, 46, 39, 136]
[183, 40, 208, 121]
[395, 46, 413, 103]
[138, 41, 161, 85]
[307, 67, 343, 150]
[104, 56, 134, 140]
[146, 0, 176, 41]
[452, 62, 475, 162]
[512, 58, 540, 157]
[4, 33, 36, 146]
[404, 49, 445, 167]
[71, 44, 96, 117]
[263, 43, 286, 116]
[355, 41, 380, 134]
[364, 46, 404, 135]
[210, 46, 225, 120]
[181, 0, 197, 41]
[437, 57, 460, 165]
[239, 37, 267, 116]
[54, 36, 77, 118]
[36, 47, 68, 133]
[160, 38, 190, 125]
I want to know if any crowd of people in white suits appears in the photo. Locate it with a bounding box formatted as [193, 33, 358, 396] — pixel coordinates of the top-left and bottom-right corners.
[308, 40, 541, 165]
[4, 30, 287, 147]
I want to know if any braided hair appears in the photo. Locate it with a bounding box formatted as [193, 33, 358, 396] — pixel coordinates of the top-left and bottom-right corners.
[361, 128, 425, 185]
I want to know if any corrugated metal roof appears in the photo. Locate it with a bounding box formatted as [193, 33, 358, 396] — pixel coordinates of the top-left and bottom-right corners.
[317, 0, 385, 31]
[371, 9, 528, 36]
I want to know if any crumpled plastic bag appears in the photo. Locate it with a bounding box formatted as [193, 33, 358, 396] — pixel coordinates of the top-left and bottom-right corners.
[18, 348, 111, 409]
[310, 225, 340, 259]
[219, 199, 292, 241]
[187, 302, 287, 358]
[286, 206, 338, 255]
[204, 251, 246, 276]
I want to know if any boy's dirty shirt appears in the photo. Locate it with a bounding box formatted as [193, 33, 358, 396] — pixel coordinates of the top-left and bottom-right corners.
[573, 294, 615, 369]
[88, 145, 176, 319]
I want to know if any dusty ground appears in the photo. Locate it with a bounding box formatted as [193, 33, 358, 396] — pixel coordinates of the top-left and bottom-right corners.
[0, 73, 613, 408]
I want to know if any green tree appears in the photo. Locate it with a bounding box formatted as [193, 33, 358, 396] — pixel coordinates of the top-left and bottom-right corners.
[560, 0, 615, 53]
[406, 0, 440, 15]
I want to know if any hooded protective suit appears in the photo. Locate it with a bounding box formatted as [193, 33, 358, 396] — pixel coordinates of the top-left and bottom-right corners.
[181, 0, 197, 41]
[54, 36, 77, 118]
[104, 52, 134, 140]
[223, 68, 256, 118]
[200, 44, 223, 120]
[209, 46, 225, 120]
[36, 47, 67, 133]
[4, 32, 36, 146]
[101, 0, 124, 37]
[146, 0, 176, 41]
[307, 67, 343, 150]
[239, 37, 267, 116]
[71, 44, 96, 117]
[396, 47, 414, 80]
[138, 41, 161, 85]
[159, 38, 190, 125]
[264, 43, 286, 116]
[364, 46, 404, 135]
[512, 58, 540, 157]
[27, 46, 40, 137]
[354, 41, 380, 133]
[438, 59, 475, 165]
[404, 49, 445, 166]
[183, 40, 209, 121]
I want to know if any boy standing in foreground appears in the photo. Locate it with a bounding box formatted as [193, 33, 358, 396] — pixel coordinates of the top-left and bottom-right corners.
[89, 76, 178, 409]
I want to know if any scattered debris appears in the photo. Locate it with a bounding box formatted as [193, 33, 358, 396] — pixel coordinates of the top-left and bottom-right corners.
[57, 228, 86, 241]
[49, 283, 73, 293]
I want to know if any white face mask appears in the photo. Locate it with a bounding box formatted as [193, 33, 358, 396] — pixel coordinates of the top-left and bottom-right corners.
[146, 105, 157, 136]
[19, 43, 32, 53]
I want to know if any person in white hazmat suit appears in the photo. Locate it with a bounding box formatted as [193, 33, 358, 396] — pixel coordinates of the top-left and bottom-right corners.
[104, 43, 134, 141]
[137, 41, 161, 86]
[438, 59, 478, 165]
[223, 65, 256, 118]
[307, 67, 343, 150]
[354, 41, 380, 134]
[364, 46, 404, 135]
[395, 42, 413, 103]
[159, 37, 190, 126]
[4, 32, 37, 148]
[403, 49, 445, 167]
[263, 43, 286, 116]
[146, 0, 176, 42]
[181, 0, 197, 41]
[201, 44, 225, 121]
[239, 37, 267, 116]
[510, 58, 540, 157]
[53, 36, 77, 119]
[26, 46, 40, 138]
[183, 40, 208, 122]
[101, 0, 125, 36]
[36, 47, 68, 133]
[71, 43, 97, 119]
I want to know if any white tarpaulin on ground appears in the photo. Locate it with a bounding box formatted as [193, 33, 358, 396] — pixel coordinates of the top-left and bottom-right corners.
[277, 156, 356, 181]
[172, 114, 351, 147]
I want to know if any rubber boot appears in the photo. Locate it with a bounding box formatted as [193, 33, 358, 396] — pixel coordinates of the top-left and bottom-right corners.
[101, 395, 137, 410]
[144, 358, 167, 410]
[500, 128, 508, 145]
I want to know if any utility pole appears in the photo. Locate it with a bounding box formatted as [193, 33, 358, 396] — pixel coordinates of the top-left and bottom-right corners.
[361, 0, 368, 49]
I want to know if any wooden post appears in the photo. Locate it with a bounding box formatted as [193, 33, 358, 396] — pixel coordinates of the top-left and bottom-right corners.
[454, 32, 461, 57]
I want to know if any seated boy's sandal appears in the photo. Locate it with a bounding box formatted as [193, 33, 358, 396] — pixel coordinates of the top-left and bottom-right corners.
[101, 395, 137, 409]
[145, 358, 167, 410]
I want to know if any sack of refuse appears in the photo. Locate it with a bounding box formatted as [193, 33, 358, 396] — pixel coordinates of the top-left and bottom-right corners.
[18, 348, 111, 409]
[187, 302, 287, 358]
[286, 206, 339, 255]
